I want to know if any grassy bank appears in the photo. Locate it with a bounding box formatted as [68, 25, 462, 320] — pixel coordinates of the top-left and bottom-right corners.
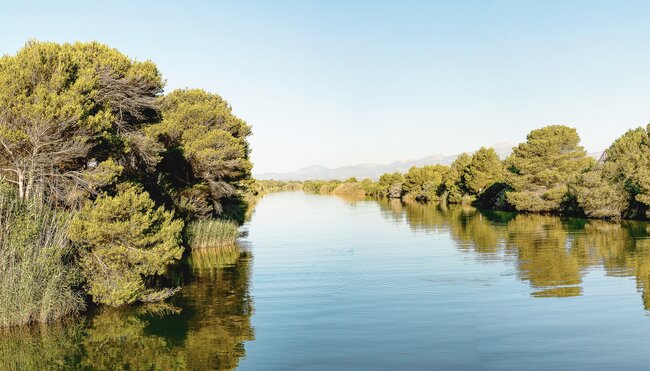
[0, 190, 85, 328]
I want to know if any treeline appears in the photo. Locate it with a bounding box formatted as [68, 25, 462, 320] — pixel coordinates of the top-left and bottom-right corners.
[0, 41, 252, 326]
[299, 125, 650, 221]
[252, 179, 303, 194]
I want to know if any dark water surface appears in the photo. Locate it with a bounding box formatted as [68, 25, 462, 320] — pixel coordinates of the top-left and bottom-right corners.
[4, 191, 650, 370]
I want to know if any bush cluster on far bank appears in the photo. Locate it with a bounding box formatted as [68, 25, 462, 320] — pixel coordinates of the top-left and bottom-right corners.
[298, 124, 650, 221]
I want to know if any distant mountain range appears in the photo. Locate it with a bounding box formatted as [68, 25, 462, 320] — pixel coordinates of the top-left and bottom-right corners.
[256, 143, 516, 181]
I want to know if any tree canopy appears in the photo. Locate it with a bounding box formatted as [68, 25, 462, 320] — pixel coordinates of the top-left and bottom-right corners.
[443, 153, 472, 203]
[147, 89, 252, 218]
[600, 125, 650, 217]
[506, 125, 592, 213]
[0, 41, 163, 202]
[403, 165, 448, 201]
[464, 147, 503, 196]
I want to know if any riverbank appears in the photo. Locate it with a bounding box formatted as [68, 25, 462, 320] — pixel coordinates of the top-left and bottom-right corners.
[259, 124, 650, 222]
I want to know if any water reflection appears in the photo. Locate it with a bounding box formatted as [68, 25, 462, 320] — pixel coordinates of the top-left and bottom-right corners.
[0, 244, 254, 370]
[376, 198, 650, 305]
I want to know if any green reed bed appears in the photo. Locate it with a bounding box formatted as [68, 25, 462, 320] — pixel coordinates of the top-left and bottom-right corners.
[187, 219, 240, 250]
[0, 191, 85, 328]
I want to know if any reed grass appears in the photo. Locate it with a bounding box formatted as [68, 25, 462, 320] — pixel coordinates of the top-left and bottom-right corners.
[187, 219, 240, 250]
[0, 190, 85, 328]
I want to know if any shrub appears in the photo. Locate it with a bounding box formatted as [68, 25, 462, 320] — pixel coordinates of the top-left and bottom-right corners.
[332, 182, 366, 196]
[574, 172, 627, 219]
[68, 184, 184, 307]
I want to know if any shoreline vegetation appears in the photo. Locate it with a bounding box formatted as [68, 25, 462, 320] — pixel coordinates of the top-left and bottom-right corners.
[261, 124, 650, 222]
[187, 219, 240, 250]
[2, 41, 649, 331]
[0, 41, 254, 327]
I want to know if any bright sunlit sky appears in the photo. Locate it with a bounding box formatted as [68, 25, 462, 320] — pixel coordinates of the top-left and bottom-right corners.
[2, 1, 650, 173]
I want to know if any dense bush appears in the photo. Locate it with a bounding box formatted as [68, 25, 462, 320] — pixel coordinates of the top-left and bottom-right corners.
[68, 185, 184, 306]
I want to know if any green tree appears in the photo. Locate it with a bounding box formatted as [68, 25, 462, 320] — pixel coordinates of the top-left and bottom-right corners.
[506, 125, 592, 213]
[376, 172, 404, 198]
[442, 153, 471, 203]
[598, 125, 650, 217]
[574, 171, 627, 219]
[147, 89, 252, 218]
[68, 184, 184, 306]
[464, 147, 503, 195]
[403, 165, 448, 201]
[0, 41, 163, 202]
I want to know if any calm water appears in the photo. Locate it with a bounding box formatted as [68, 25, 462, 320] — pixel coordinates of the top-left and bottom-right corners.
[4, 191, 650, 370]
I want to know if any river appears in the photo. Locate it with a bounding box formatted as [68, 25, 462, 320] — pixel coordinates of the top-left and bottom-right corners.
[3, 191, 650, 370]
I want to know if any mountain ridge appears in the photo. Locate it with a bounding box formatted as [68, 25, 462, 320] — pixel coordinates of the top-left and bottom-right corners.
[255, 143, 515, 181]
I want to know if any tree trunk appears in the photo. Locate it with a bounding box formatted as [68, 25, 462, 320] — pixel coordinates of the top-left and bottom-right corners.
[17, 171, 25, 199]
[25, 165, 34, 199]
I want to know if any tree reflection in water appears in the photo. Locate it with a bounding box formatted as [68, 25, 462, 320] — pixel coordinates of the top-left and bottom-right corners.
[0, 244, 254, 370]
[377, 198, 650, 304]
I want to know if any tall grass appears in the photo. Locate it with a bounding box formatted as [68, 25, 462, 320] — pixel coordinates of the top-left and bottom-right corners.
[0, 189, 84, 328]
[187, 219, 240, 250]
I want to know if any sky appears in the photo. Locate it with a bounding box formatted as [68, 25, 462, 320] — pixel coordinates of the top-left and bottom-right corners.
[1, 1, 650, 174]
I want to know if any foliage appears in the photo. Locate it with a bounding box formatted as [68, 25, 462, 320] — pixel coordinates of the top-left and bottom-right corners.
[374, 172, 404, 198]
[187, 219, 240, 249]
[332, 180, 366, 196]
[506, 125, 592, 213]
[574, 172, 627, 219]
[599, 125, 650, 218]
[0, 188, 84, 328]
[442, 153, 472, 203]
[303, 180, 342, 194]
[147, 89, 252, 218]
[0, 39, 258, 326]
[252, 179, 303, 194]
[297, 124, 650, 221]
[403, 165, 448, 201]
[68, 184, 184, 306]
[0, 40, 163, 202]
[464, 147, 503, 195]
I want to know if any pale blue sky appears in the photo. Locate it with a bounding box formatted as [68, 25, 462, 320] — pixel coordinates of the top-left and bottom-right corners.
[2, 1, 650, 173]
